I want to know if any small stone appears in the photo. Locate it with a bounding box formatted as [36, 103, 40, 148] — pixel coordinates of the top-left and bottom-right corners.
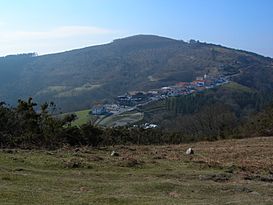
[250, 191, 260, 195]
[169, 191, 180, 198]
[46, 151, 54, 155]
[80, 186, 88, 192]
[186, 148, 194, 155]
[111, 151, 119, 157]
[14, 168, 24, 172]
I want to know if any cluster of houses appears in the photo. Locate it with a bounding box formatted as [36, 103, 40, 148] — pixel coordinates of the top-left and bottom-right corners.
[92, 74, 228, 115]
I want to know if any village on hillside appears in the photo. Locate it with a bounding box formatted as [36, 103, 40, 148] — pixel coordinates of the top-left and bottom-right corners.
[91, 74, 229, 117]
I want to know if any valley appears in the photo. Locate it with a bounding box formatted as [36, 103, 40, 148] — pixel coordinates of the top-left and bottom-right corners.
[72, 73, 229, 127]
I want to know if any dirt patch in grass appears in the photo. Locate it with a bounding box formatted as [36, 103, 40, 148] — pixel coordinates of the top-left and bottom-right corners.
[117, 157, 144, 168]
[63, 157, 89, 169]
[199, 173, 232, 182]
[244, 174, 273, 183]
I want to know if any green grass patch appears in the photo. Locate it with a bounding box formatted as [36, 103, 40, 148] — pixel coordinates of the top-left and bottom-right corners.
[62, 109, 97, 126]
[72, 109, 93, 126]
[223, 82, 254, 93]
[98, 111, 144, 127]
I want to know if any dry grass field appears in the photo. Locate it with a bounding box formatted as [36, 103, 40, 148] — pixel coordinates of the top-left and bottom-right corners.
[0, 137, 273, 204]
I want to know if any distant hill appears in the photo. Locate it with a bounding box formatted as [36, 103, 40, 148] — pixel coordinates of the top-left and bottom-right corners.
[0, 35, 272, 112]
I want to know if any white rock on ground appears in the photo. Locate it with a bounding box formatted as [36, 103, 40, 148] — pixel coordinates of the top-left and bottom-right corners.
[111, 151, 119, 156]
[186, 148, 194, 155]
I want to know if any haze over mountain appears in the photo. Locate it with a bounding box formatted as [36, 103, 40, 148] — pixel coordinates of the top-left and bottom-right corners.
[0, 34, 272, 112]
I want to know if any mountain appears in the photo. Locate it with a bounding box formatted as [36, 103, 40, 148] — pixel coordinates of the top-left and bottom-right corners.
[0, 35, 272, 112]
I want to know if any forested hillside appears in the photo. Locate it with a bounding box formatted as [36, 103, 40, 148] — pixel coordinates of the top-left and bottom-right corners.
[0, 35, 272, 112]
[139, 82, 273, 139]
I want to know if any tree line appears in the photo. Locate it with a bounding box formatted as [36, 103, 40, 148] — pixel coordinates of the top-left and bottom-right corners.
[1, 94, 273, 149]
[145, 88, 273, 140]
[0, 98, 195, 149]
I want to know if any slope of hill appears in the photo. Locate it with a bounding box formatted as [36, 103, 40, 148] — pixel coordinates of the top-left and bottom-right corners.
[0, 35, 272, 111]
[137, 81, 273, 137]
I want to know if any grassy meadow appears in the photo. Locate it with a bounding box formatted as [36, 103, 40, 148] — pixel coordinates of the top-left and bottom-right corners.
[1, 137, 273, 204]
[65, 109, 144, 127]
[63, 109, 97, 127]
[97, 111, 144, 127]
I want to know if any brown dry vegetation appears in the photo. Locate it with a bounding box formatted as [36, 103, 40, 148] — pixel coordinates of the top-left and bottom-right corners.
[113, 136, 273, 174]
[189, 137, 273, 174]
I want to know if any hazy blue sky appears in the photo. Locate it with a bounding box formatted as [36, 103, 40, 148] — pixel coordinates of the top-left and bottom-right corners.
[0, 0, 272, 57]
